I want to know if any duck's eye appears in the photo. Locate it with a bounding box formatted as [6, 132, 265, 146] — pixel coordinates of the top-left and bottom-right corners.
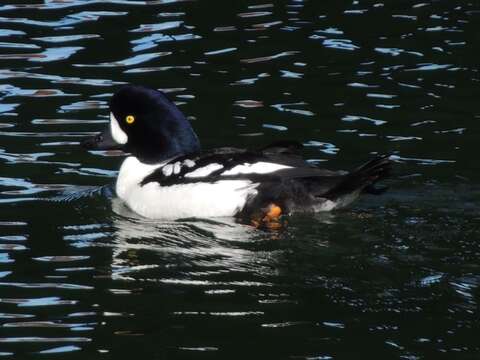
[125, 115, 135, 124]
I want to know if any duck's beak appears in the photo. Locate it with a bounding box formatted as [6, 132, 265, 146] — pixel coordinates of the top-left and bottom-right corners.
[82, 126, 124, 150]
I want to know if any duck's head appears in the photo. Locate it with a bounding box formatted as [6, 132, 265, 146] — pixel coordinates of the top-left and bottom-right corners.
[82, 85, 200, 163]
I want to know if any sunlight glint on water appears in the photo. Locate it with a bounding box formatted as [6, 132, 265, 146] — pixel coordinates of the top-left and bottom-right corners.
[0, 0, 479, 358]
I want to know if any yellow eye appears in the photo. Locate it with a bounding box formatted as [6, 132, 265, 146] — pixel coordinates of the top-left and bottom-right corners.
[125, 115, 135, 124]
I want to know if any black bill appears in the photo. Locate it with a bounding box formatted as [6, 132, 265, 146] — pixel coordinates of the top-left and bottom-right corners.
[82, 126, 124, 150]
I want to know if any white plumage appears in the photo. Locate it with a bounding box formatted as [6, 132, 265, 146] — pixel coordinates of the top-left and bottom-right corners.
[82, 85, 391, 220]
[184, 163, 223, 178]
[110, 113, 128, 144]
[116, 156, 269, 219]
[221, 162, 291, 176]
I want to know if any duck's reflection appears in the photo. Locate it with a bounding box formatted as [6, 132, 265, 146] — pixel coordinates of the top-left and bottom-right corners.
[107, 198, 283, 282]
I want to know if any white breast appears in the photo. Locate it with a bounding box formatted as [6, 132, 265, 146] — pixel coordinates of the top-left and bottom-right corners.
[115, 157, 259, 219]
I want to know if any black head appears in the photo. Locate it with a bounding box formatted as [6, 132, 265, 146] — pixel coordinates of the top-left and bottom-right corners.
[82, 85, 200, 163]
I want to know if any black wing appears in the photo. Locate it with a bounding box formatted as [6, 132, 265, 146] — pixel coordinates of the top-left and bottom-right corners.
[140, 141, 348, 187]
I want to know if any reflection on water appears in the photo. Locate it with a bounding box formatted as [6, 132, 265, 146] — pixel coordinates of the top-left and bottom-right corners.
[0, 0, 479, 358]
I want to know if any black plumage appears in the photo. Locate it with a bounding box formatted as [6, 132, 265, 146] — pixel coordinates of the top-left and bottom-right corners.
[83, 84, 392, 220]
[140, 141, 391, 217]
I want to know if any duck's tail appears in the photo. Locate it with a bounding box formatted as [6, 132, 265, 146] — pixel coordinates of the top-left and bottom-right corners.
[322, 154, 392, 200]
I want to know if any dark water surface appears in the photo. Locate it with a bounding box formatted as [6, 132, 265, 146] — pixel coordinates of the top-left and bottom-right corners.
[0, 0, 479, 359]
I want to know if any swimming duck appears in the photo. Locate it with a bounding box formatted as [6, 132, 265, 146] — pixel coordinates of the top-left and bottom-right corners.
[82, 85, 390, 223]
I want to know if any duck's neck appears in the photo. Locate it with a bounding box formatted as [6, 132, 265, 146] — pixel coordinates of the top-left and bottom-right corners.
[116, 156, 166, 200]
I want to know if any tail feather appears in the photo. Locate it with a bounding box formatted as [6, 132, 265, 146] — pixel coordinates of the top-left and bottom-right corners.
[322, 155, 391, 200]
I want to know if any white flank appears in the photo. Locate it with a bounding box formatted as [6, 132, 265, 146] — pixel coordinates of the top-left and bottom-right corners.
[116, 157, 258, 219]
[110, 112, 128, 144]
[222, 162, 291, 176]
[185, 163, 223, 178]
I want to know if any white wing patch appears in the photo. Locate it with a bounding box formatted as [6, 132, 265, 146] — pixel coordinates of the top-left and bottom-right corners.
[161, 160, 196, 177]
[110, 112, 128, 144]
[185, 163, 223, 178]
[222, 162, 291, 176]
[162, 164, 174, 176]
[183, 159, 195, 168]
[173, 162, 181, 174]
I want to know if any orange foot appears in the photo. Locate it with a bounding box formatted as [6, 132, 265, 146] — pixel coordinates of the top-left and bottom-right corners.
[251, 203, 283, 230]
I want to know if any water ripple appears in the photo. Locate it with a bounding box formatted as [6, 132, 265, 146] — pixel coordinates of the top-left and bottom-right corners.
[241, 51, 299, 64]
[74, 51, 172, 68]
[0, 0, 478, 358]
[0, 297, 78, 307]
[32, 34, 100, 43]
[130, 33, 201, 52]
[0, 69, 124, 86]
[0, 11, 127, 28]
[130, 20, 183, 33]
[0, 337, 90, 343]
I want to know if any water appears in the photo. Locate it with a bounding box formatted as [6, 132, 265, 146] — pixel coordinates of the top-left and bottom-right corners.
[0, 0, 479, 358]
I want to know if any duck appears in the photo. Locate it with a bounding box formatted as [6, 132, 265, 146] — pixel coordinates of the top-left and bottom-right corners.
[82, 85, 391, 224]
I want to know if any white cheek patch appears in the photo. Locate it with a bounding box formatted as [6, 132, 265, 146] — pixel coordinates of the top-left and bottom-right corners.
[110, 112, 128, 144]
